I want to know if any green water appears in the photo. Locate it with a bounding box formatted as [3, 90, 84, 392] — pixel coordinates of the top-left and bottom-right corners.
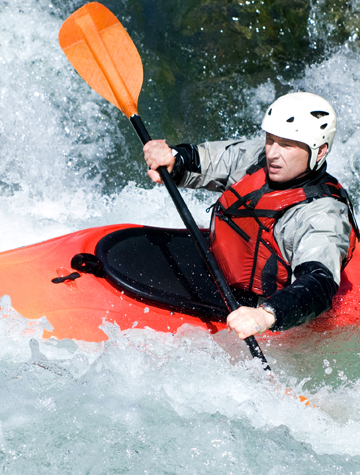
[44, 0, 360, 196]
[95, 0, 360, 192]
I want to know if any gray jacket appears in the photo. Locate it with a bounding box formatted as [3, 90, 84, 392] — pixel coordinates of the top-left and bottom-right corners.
[176, 137, 352, 287]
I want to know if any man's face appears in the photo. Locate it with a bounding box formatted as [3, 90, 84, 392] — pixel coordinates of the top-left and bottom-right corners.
[265, 133, 310, 183]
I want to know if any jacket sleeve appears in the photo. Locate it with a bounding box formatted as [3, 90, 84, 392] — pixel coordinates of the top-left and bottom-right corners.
[263, 261, 338, 331]
[264, 198, 352, 331]
[171, 138, 265, 192]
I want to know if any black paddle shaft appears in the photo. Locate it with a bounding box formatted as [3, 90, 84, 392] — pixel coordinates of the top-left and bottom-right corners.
[130, 114, 270, 370]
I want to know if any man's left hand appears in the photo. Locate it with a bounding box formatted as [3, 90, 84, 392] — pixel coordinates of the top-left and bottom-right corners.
[227, 306, 275, 340]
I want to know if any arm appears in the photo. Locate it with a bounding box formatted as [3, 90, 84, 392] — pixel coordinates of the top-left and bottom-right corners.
[176, 138, 265, 191]
[262, 261, 338, 331]
[227, 198, 352, 338]
[227, 260, 338, 338]
[266, 197, 351, 331]
[143, 138, 265, 191]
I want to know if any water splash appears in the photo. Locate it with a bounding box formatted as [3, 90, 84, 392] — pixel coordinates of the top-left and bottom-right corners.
[1, 1, 360, 473]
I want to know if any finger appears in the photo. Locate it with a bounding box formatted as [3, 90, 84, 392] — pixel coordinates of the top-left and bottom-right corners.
[143, 140, 169, 158]
[228, 318, 250, 335]
[235, 327, 256, 340]
[227, 307, 245, 324]
[237, 319, 267, 339]
[232, 322, 259, 340]
[227, 309, 251, 330]
[227, 314, 260, 339]
[231, 318, 253, 334]
[146, 153, 172, 171]
[143, 139, 166, 152]
[148, 169, 163, 184]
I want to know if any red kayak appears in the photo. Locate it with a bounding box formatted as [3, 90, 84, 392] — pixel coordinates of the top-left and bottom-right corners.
[0, 223, 359, 342]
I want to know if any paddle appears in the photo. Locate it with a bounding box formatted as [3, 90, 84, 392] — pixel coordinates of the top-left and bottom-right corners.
[59, 2, 270, 369]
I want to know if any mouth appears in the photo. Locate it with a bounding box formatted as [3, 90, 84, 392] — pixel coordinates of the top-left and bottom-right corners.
[268, 163, 281, 170]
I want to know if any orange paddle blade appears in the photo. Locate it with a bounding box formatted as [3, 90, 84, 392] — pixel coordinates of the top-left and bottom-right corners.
[285, 388, 314, 407]
[59, 2, 143, 117]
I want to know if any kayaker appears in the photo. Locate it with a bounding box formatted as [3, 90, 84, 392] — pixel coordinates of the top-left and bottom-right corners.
[143, 92, 358, 340]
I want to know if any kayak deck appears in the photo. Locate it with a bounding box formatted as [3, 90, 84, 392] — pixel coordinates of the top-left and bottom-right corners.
[0, 224, 359, 341]
[94, 226, 228, 318]
[0, 224, 229, 341]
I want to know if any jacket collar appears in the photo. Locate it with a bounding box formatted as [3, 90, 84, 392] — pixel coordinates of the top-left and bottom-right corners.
[267, 163, 327, 191]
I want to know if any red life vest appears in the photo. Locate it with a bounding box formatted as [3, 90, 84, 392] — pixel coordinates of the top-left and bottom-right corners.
[210, 166, 357, 297]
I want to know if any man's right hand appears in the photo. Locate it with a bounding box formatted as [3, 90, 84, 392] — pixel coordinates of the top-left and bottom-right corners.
[143, 140, 175, 184]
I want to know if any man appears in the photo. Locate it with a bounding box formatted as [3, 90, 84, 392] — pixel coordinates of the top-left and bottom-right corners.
[143, 92, 358, 340]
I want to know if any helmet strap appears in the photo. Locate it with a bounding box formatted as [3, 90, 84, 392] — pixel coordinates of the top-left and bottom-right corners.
[309, 148, 319, 171]
[312, 144, 330, 171]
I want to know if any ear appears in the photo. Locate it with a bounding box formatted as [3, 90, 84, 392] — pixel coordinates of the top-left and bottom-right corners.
[316, 143, 328, 162]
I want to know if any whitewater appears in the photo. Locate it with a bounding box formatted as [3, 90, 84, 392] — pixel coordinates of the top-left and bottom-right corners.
[0, 1, 360, 473]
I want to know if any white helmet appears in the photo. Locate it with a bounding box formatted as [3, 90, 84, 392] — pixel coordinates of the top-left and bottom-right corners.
[261, 92, 337, 171]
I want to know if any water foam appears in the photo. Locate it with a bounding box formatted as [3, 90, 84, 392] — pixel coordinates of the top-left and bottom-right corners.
[1, 1, 360, 473]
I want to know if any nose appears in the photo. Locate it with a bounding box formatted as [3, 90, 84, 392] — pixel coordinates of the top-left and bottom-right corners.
[266, 141, 281, 160]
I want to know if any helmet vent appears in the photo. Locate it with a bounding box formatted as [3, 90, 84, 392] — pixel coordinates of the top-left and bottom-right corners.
[268, 108, 272, 116]
[286, 117, 294, 123]
[311, 111, 329, 119]
[320, 123, 328, 130]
